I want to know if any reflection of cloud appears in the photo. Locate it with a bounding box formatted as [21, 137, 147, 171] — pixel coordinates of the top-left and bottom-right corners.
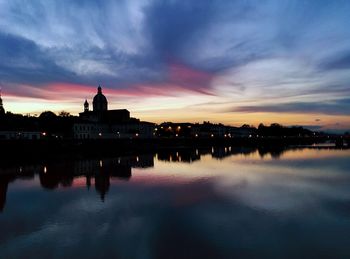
[213, 150, 350, 213]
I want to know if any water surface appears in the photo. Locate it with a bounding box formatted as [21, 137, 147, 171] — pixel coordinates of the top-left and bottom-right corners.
[1, 147, 350, 258]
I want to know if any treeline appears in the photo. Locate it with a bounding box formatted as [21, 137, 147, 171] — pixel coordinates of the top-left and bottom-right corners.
[0, 111, 78, 138]
[256, 123, 315, 137]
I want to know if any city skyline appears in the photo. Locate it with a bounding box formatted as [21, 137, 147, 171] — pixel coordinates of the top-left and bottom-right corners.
[1, 1, 350, 132]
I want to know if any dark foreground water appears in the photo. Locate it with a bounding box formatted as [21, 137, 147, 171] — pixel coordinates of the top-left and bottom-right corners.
[0, 146, 350, 258]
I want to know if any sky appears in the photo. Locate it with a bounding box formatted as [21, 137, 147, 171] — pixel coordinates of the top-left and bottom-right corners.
[0, 0, 349, 132]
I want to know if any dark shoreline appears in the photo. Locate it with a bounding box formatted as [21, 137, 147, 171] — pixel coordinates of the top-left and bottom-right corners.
[0, 136, 347, 161]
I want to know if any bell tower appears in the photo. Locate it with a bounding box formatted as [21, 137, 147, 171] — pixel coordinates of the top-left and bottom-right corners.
[84, 99, 89, 112]
[0, 88, 5, 115]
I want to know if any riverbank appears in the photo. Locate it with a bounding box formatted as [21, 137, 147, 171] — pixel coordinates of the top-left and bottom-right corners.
[0, 136, 347, 160]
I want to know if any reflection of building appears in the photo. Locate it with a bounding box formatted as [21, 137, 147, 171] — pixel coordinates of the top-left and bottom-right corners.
[74, 86, 155, 139]
[0, 166, 37, 212]
[95, 171, 110, 202]
[73, 155, 154, 200]
[0, 178, 9, 212]
[156, 147, 258, 162]
[157, 149, 200, 163]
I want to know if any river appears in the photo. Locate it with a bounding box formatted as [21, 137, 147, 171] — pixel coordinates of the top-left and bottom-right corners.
[0, 146, 349, 258]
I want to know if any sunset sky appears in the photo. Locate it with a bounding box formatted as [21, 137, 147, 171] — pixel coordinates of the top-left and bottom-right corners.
[0, 0, 349, 132]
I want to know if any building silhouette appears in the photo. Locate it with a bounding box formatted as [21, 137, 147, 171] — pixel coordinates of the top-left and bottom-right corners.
[0, 90, 5, 116]
[93, 85, 108, 112]
[74, 85, 155, 139]
[79, 86, 130, 123]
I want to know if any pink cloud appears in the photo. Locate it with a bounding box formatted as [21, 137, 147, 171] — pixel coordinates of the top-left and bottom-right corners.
[169, 62, 213, 86]
[2, 62, 216, 101]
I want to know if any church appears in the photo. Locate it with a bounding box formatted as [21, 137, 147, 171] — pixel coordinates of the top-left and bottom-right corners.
[73, 85, 155, 139]
[79, 85, 130, 123]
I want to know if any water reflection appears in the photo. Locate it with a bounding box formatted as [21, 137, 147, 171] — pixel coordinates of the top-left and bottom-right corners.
[0, 146, 350, 258]
[38, 154, 154, 201]
[0, 145, 347, 212]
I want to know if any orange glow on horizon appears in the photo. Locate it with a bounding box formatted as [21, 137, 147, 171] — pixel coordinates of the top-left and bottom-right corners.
[2, 81, 349, 131]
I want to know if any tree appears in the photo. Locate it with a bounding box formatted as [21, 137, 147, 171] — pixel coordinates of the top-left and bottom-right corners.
[241, 124, 253, 128]
[270, 123, 283, 128]
[59, 111, 70, 117]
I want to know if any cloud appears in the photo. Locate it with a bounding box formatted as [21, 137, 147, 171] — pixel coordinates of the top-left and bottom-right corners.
[320, 52, 350, 70]
[231, 99, 350, 116]
[0, 0, 350, 125]
[0, 32, 77, 85]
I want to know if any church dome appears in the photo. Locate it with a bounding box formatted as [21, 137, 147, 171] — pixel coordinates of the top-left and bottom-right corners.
[93, 86, 108, 111]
